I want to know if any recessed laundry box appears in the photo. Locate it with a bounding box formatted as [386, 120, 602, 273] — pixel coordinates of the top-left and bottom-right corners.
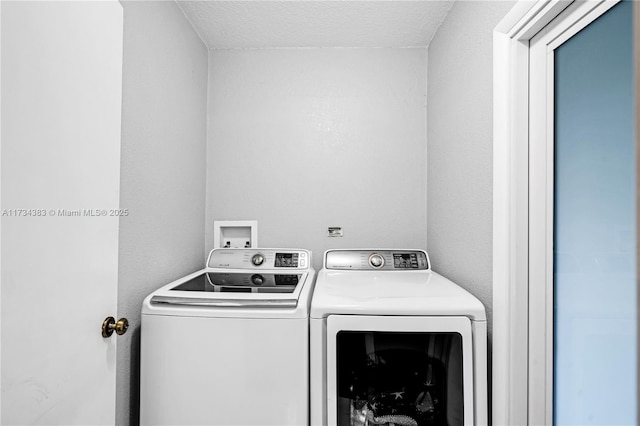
[310, 249, 487, 426]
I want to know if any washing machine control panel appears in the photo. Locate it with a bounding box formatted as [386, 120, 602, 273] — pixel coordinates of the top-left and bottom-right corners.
[208, 248, 310, 269]
[325, 249, 430, 270]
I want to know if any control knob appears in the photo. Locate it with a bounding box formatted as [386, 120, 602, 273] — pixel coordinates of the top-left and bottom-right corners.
[369, 253, 384, 268]
[251, 274, 265, 285]
[251, 253, 265, 266]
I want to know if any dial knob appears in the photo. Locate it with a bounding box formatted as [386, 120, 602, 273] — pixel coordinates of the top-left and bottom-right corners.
[251, 274, 265, 285]
[369, 253, 384, 268]
[251, 253, 265, 266]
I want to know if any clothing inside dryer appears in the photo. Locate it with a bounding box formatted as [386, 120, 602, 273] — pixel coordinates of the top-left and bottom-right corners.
[336, 331, 463, 426]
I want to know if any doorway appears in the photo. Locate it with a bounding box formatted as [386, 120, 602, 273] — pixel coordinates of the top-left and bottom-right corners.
[529, 1, 635, 423]
[493, 0, 637, 424]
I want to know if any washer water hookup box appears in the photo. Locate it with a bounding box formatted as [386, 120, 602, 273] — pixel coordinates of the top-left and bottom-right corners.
[213, 220, 258, 249]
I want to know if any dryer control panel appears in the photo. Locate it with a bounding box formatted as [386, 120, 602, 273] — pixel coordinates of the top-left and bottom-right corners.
[324, 249, 430, 270]
[207, 248, 310, 269]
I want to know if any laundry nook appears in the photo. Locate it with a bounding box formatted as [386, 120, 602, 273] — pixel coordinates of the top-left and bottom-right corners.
[2, 1, 636, 425]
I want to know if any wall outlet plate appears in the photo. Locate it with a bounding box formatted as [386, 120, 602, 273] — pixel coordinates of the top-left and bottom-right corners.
[327, 227, 343, 237]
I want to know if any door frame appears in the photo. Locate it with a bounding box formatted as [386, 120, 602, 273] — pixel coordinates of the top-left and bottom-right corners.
[528, 2, 626, 424]
[492, 0, 627, 424]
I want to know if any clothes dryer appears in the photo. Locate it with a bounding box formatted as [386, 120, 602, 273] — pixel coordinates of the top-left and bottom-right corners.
[310, 249, 487, 426]
[140, 248, 315, 426]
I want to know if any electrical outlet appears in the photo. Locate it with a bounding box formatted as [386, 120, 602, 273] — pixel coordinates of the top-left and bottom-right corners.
[327, 227, 343, 237]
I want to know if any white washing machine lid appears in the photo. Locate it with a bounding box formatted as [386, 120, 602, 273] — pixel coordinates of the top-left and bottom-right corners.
[149, 270, 308, 308]
[142, 248, 316, 319]
[310, 252, 486, 320]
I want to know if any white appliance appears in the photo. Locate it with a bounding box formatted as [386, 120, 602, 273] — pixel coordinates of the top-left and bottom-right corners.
[310, 249, 487, 426]
[140, 248, 316, 426]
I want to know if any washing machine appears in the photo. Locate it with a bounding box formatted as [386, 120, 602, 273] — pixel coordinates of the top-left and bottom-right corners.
[310, 249, 487, 426]
[140, 248, 315, 426]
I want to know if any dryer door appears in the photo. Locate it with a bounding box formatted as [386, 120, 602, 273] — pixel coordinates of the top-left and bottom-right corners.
[327, 315, 474, 426]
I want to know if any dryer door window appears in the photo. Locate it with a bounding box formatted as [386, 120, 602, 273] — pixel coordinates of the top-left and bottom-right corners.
[326, 316, 474, 426]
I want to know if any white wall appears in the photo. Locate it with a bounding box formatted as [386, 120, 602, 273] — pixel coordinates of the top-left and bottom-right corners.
[117, 1, 208, 424]
[427, 0, 515, 354]
[207, 48, 428, 269]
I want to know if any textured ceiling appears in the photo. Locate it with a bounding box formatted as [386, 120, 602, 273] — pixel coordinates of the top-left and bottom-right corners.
[176, 1, 455, 49]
